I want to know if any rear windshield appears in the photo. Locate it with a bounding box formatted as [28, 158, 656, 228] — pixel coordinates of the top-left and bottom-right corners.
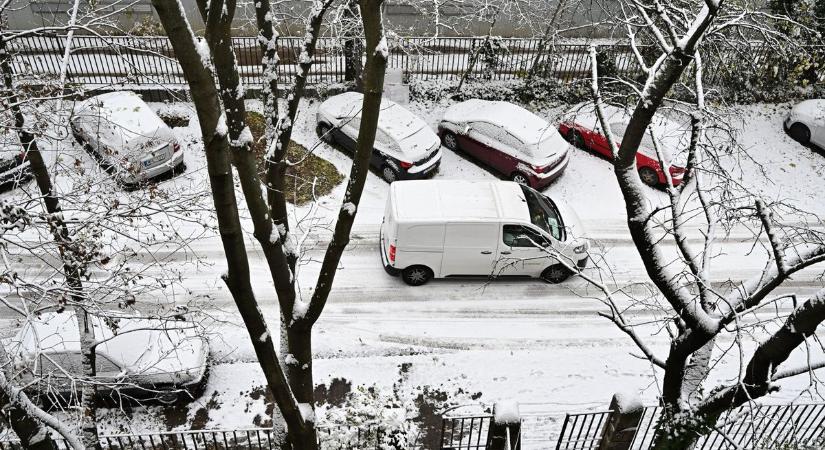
[520, 185, 564, 241]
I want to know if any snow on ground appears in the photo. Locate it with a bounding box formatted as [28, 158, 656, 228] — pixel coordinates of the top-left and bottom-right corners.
[3, 97, 825, 445]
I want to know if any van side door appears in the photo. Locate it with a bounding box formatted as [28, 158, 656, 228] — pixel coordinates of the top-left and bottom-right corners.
[440, 222, 500, 277]
[498, 224, 556, 277]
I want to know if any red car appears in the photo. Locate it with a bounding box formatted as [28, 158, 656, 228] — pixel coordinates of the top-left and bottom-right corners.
[438, 100, 570, 189]
[558, 112, 686, 187]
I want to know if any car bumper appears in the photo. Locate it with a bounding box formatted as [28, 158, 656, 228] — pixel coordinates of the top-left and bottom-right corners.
[120, 150, 184, 186]
[531, 151, 570, 189]
[379, 228, 400, 276]
[401, 152, 441, 180]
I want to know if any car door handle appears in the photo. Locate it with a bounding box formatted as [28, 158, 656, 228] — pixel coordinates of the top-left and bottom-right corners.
[480, 250, 492, 255]
[500, 251, 511, 255]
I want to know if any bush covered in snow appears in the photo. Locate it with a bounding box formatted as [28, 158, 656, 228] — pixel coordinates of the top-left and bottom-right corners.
[316, 385, 419, 450]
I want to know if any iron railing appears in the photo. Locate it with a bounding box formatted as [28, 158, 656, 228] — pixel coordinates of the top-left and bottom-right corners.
[0, 425, 393, 450]
[440, 415, 493, 450]
[5, 35, 649, 89]
[554, 402, 825, 450]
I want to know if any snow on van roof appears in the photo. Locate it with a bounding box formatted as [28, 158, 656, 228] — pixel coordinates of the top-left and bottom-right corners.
[321, 92, 426, 140]
[390, 180, 529, 223]
[442, 100, 556, 144]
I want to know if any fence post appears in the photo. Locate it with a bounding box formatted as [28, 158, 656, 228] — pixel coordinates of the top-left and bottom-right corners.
[486, 401, 521, 450]
[598, 393, 644, 450]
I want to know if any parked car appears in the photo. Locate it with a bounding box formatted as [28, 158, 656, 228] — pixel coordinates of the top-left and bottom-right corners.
[380, 180, 589, 286]
[316, 92, 442, 183]
[71, 91, 185, 188]
[785, 99, 825, 150]
[558, 105, 687, 187]
[437, 100, 570, 189]
[8, 311, 209, 403]
[0, 136, 32, 191]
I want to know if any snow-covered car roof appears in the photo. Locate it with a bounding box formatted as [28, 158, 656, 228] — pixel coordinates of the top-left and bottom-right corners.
[320, 92, 430, 141]
[565, 103, 689, 166]
[16, 311, 207, 375]
[390, 180, 530, 223]
[442, 100, 559, 145]
[72, 91, 174, 155]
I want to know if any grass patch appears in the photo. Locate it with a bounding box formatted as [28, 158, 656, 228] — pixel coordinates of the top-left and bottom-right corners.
[246, 111, 344, 206]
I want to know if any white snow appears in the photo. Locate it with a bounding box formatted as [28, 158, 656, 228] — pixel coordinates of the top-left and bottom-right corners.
[375, 36, 389, 59]
[612, 391, 644, 414]
[299, 402, 316, 424]
[230, 126, 253, 148]
[494, 400, 521, 424]
[341, 202, 356, 216]
[215, 112, 228, 137]
[195, 37, 212, 68]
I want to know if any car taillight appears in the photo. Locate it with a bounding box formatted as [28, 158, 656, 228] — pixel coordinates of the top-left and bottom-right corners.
[389, 244, 396, 263]
[399, 161, 413, 169]
[532, 164, 547, 173]
[173, 143, 181, 153]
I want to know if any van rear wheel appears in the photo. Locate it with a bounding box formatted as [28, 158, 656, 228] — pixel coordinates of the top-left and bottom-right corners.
[402, 265, 433, 286]
[541, 264, 571, 284]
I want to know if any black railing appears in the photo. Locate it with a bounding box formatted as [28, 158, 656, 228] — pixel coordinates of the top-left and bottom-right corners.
[440, 415, 493, 450]
[6, 35, 650, 90]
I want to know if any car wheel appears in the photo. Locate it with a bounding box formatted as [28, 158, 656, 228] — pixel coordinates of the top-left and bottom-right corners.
[788, 123, 811, 145]
[402, 265, 433, 286]
[638, 167, 659, 187]
[567, 129, 584, 148]
[318, 123, 335, 144]
[382, 165, 398, 184]
[511, 172, 531, 187]
[541, 264, 571, 284]
[442, 131, 459, 150]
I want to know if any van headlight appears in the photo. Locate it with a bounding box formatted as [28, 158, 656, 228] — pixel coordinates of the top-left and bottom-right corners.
[573, 243, 588, 254]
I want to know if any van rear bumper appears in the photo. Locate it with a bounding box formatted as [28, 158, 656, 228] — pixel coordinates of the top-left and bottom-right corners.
[379, 229, 401, 276]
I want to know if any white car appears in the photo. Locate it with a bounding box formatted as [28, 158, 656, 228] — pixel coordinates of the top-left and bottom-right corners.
[785, 99, 825, 149]
[437, 100, 570, 189]
[71, 92, 185, 188]
[380, 180, 589, 285]
[316, 92, 442, 183]
[8, 311, 209, 403]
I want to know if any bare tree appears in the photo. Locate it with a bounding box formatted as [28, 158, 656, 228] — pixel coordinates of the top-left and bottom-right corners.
[575, 1, 825, 448]
[150, 0, 388, 447]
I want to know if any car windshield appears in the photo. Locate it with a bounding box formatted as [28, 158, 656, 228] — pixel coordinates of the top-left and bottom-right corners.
[519, 185, 564, 241]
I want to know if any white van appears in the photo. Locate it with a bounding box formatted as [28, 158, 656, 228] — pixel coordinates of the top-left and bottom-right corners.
[380, 180, 589, 286]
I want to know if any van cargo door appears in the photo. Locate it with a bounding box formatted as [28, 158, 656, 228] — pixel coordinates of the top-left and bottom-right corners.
[441, 223, 500, 277]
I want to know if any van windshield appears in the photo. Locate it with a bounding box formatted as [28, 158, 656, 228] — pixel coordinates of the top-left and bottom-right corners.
[519, 185, 564, 241]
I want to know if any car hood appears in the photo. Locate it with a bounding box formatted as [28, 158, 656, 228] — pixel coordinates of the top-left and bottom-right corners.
[551, 197, 588, 244]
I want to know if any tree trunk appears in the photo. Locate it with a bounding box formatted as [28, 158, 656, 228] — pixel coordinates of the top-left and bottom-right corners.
[0, 33, 99, 449]
[150, 1, 307, 445]
[343, 0, 363, 89]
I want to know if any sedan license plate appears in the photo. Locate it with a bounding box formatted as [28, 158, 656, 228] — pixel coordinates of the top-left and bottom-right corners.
[143, 152, 167, 168]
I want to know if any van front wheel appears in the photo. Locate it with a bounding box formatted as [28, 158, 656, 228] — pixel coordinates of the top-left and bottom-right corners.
[402, 266, 433, 286]
[541, 264, 571, 284]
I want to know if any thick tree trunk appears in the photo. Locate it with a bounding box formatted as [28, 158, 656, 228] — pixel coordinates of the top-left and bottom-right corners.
[0, 33, 99, 449]
[343, 0, 364, 89]
[150, 2, 306, 446]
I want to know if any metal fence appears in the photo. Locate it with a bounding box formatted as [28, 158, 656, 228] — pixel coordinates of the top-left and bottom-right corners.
[554, 402, 825, 450]
[0, 425, 391, 450]
[439, 415, 493, 450]
[6, 34, 648, 90]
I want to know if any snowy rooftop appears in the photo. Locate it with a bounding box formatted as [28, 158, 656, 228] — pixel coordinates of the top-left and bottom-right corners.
[390, 180, 528, 223]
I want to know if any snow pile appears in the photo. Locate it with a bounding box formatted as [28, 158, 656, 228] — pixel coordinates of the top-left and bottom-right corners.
[341, 202, 356, 216]
[494, 400, 521, 424]
[611, 390, 643, 414]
